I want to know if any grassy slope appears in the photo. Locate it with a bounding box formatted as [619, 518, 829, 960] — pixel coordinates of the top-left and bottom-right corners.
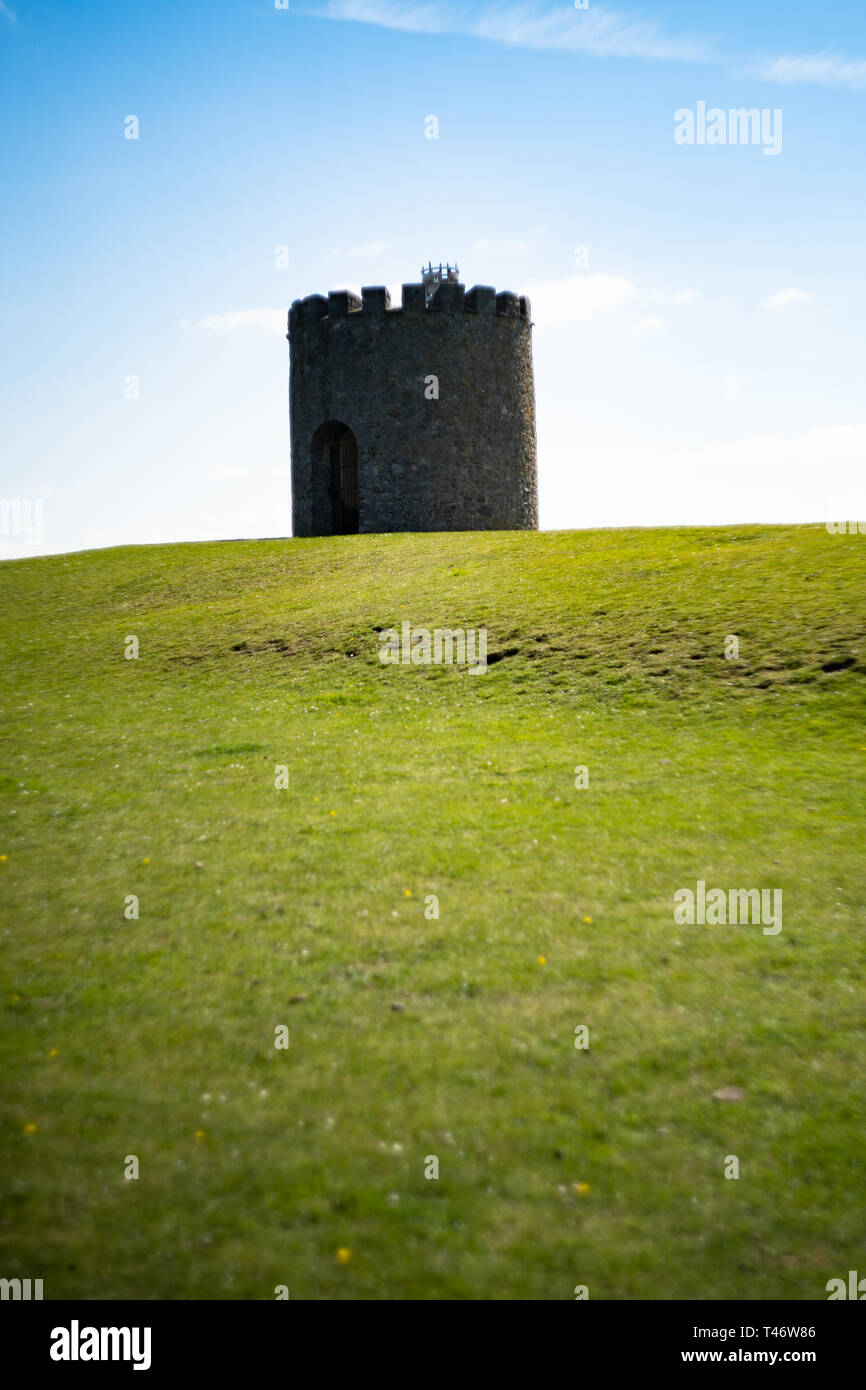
[0, 524, 864, 1301]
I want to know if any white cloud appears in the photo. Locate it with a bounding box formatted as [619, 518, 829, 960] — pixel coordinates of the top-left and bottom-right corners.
[473, 3, 708, 61]
[521, 273, 637, 325]
[673, 289, 698, 305]
[751, 53, 866, 89]
[540, 424, 866, 528]
[761, 288, 815, 312]
[307, 1, 711, 63]
[182, 309, 286, 336]
[0, 2, 17, 26]
[314, 0, 444, 35]
[211, 465, 249, 479]
[626, 315, 665, 338]
[699, 424, 866, 474]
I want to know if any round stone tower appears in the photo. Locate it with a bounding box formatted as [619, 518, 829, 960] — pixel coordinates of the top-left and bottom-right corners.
[287, 271, 538, 536]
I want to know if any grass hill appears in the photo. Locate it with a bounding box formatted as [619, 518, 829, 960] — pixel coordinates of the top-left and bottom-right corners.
[1, 524, 865, 1300]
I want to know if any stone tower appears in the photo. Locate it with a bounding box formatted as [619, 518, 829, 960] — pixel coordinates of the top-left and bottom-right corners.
[287, 269, 538, 536]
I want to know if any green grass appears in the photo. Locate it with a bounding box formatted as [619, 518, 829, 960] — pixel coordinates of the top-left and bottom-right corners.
[1, 524, 865, 1300]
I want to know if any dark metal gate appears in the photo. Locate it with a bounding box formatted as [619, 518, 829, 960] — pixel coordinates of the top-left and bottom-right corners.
[330, 428, 358, 534]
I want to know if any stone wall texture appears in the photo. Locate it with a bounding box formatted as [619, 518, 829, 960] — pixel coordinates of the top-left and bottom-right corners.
[288, 281, 538, 536]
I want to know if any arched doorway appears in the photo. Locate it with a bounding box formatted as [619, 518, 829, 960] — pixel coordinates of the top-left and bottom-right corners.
[312, 421, 359, 535]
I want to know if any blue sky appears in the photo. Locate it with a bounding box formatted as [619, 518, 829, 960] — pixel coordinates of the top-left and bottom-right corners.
[1, 0, 864, 556]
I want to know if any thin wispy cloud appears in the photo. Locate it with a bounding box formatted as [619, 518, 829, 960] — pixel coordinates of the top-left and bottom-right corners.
[347, 239, 389, 256]
[472, 3, 709, 62]
[761, 288, 814, 312]
[0, 1, 17, 26]
[751, 53, 866, 90]
[180, 310, 285, 336]
[302, 3, 866, 87]
[305, 1, 712, 64]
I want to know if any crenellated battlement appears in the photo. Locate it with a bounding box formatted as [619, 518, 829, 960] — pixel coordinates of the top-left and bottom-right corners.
[288, 282, 531, 336]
